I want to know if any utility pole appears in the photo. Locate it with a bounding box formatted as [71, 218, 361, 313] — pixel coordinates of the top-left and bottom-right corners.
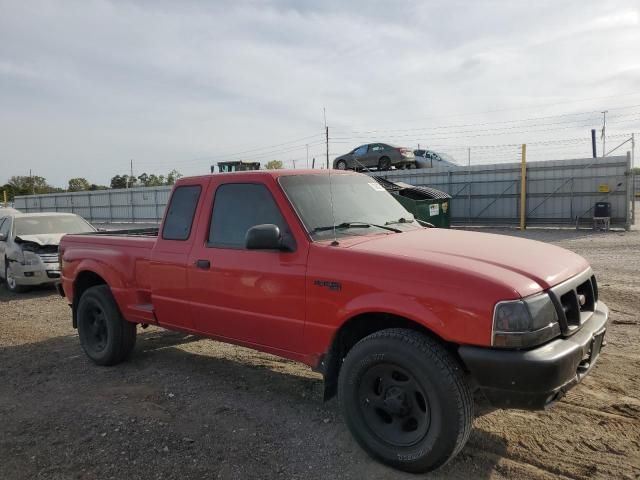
[601, 111, 608, 157]
[292, 159, 296, 169]
[128, 159, 134, 188]
[312, 157, 316, 169]
[306, 144, 309, 169]
[29, 169, 35, 194]
[324, 108, 329, 169]
[632, 133, 635, 169]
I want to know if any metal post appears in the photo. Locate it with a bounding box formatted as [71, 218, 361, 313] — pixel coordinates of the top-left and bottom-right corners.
[154, 189, 159, 222]
[325, 125, 329, 169]
[467, 148, 471, 223]
[632, 134, 636, 226]
[626, 151, 632, 231]
[108, 190, 113, 224]
[519, 144, 527, 230]
[130, 188, 135, 223]
[88, 192, 93, 222]
[601, 111, 607, 157]
[569, 178, 574, 223]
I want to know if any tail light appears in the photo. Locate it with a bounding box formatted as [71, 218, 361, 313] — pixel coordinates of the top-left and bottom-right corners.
[398, 148, 413, 157]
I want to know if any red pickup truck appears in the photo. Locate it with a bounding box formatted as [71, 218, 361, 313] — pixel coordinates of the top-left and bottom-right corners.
[59, 170, 609, 473]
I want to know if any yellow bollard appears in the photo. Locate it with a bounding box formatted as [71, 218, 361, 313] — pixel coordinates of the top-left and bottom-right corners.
[520, 144, 527, 231]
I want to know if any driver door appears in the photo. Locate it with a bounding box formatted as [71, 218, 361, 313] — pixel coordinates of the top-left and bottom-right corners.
[352, 144, 370, 169]
[186, 178, 308, 353]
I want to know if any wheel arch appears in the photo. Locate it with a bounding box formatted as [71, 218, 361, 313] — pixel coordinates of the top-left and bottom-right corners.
[72, 270, 108, 328]
[319, 312, 461, 401]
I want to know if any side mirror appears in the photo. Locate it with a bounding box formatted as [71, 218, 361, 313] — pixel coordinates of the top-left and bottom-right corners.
[0, 233, 6, 241]
[245, 224, 285, 250]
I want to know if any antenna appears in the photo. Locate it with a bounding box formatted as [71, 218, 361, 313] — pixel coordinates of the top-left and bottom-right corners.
[325, 108, 338, 246]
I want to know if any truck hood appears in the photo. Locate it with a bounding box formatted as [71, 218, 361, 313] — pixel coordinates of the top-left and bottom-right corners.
[15, 233, 65, 246]
[346, 228, 589, 291]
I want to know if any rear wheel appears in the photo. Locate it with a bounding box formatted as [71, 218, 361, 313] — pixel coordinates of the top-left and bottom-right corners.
[336, 159, 347, 170]
[4, 261, 29, 293]
[338, 328, 473, 473]
[378, 157, 391, 171]
[77, 285, 137, 365]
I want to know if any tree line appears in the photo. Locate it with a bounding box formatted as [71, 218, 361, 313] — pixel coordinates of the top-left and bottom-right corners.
[1, 169, 183, 201]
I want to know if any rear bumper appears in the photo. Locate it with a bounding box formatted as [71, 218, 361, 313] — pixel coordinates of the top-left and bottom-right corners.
[459, 301, 609, 410]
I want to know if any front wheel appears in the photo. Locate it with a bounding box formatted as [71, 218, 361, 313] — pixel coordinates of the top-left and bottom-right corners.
[336, 159, 347, 170]
[77, 285, 137, 366]
[4, 261, 29, 293]
[338, 329, 473, 473]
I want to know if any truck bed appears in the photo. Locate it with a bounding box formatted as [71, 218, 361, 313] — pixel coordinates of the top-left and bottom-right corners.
[60, 231, 158, 324]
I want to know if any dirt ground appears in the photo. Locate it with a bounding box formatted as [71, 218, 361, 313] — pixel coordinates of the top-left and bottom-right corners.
[1, 228, 639, 480]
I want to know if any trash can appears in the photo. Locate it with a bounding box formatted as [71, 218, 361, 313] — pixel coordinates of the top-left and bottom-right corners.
[373, 177, 452, 228]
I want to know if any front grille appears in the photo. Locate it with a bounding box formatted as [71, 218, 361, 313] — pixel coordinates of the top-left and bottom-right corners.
[550, 269, 598, 335]
[39, 254, 59, 264]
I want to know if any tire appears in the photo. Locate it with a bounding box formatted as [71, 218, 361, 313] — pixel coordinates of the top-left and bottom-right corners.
[378, 157, 391, 171]
[336, 160, 348, 170]
[4, 261, 29, 293]
[338, 328, 473, 473]
[77, 285, 137, 366]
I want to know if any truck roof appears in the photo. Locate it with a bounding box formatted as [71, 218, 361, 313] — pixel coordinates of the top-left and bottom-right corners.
[176, 169, 358, 185]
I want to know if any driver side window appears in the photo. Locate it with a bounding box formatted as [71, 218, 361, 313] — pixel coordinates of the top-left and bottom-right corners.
[208, 183, 289, 249]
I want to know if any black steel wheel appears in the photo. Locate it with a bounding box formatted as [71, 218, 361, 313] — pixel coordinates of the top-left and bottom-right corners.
[378, 157, 391, 171]
[358, 363, 430, 447]
[83, 304, 109, 354]
[77, 285, 136, 366]
[339, 328, 473, 473]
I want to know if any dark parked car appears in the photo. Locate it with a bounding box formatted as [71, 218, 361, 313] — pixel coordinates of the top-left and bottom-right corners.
[333, 143, 415, 171]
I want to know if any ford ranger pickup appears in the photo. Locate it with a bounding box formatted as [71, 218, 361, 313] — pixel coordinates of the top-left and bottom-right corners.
[58, 170, 609, 473]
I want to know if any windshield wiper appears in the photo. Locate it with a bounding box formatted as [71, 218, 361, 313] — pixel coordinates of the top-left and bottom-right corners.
[312, 221, 401, 234]
[385, 217, 414, 226]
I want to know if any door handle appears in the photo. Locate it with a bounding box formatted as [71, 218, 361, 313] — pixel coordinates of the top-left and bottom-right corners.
[195, 259, 210, 270]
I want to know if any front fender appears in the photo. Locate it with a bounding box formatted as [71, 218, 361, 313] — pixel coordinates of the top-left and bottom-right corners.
[336, 291, 448, 339]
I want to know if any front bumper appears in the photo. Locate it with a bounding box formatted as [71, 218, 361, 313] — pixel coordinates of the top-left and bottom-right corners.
[11, 261, 61, 286]
[459, 301, 609, 410]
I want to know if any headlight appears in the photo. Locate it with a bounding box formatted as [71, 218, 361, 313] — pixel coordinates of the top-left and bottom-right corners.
[21, 250, 41, 266]
[492, 293, 560, 348]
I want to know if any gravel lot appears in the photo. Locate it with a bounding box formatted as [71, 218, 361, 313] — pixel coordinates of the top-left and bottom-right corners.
[1, 228, 639, 480]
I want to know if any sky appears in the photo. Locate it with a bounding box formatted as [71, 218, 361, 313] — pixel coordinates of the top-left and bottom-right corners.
[0, 0, 639, 187]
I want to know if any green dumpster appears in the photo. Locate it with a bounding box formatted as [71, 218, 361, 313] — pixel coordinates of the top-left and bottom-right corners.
[373, 177, 452, 228]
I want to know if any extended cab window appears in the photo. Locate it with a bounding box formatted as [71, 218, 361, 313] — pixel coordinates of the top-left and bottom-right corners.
[162, 185, 201, 240]
[209, 183, 287, 248]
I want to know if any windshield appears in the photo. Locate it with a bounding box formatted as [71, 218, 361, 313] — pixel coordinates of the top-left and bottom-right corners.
[15, 215, 95, 236]
[279, 174, 420, 240]
[432, 151, 456, 164]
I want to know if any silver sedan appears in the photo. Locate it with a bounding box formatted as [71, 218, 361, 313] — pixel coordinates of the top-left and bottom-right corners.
[0, 212, 95, 293]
